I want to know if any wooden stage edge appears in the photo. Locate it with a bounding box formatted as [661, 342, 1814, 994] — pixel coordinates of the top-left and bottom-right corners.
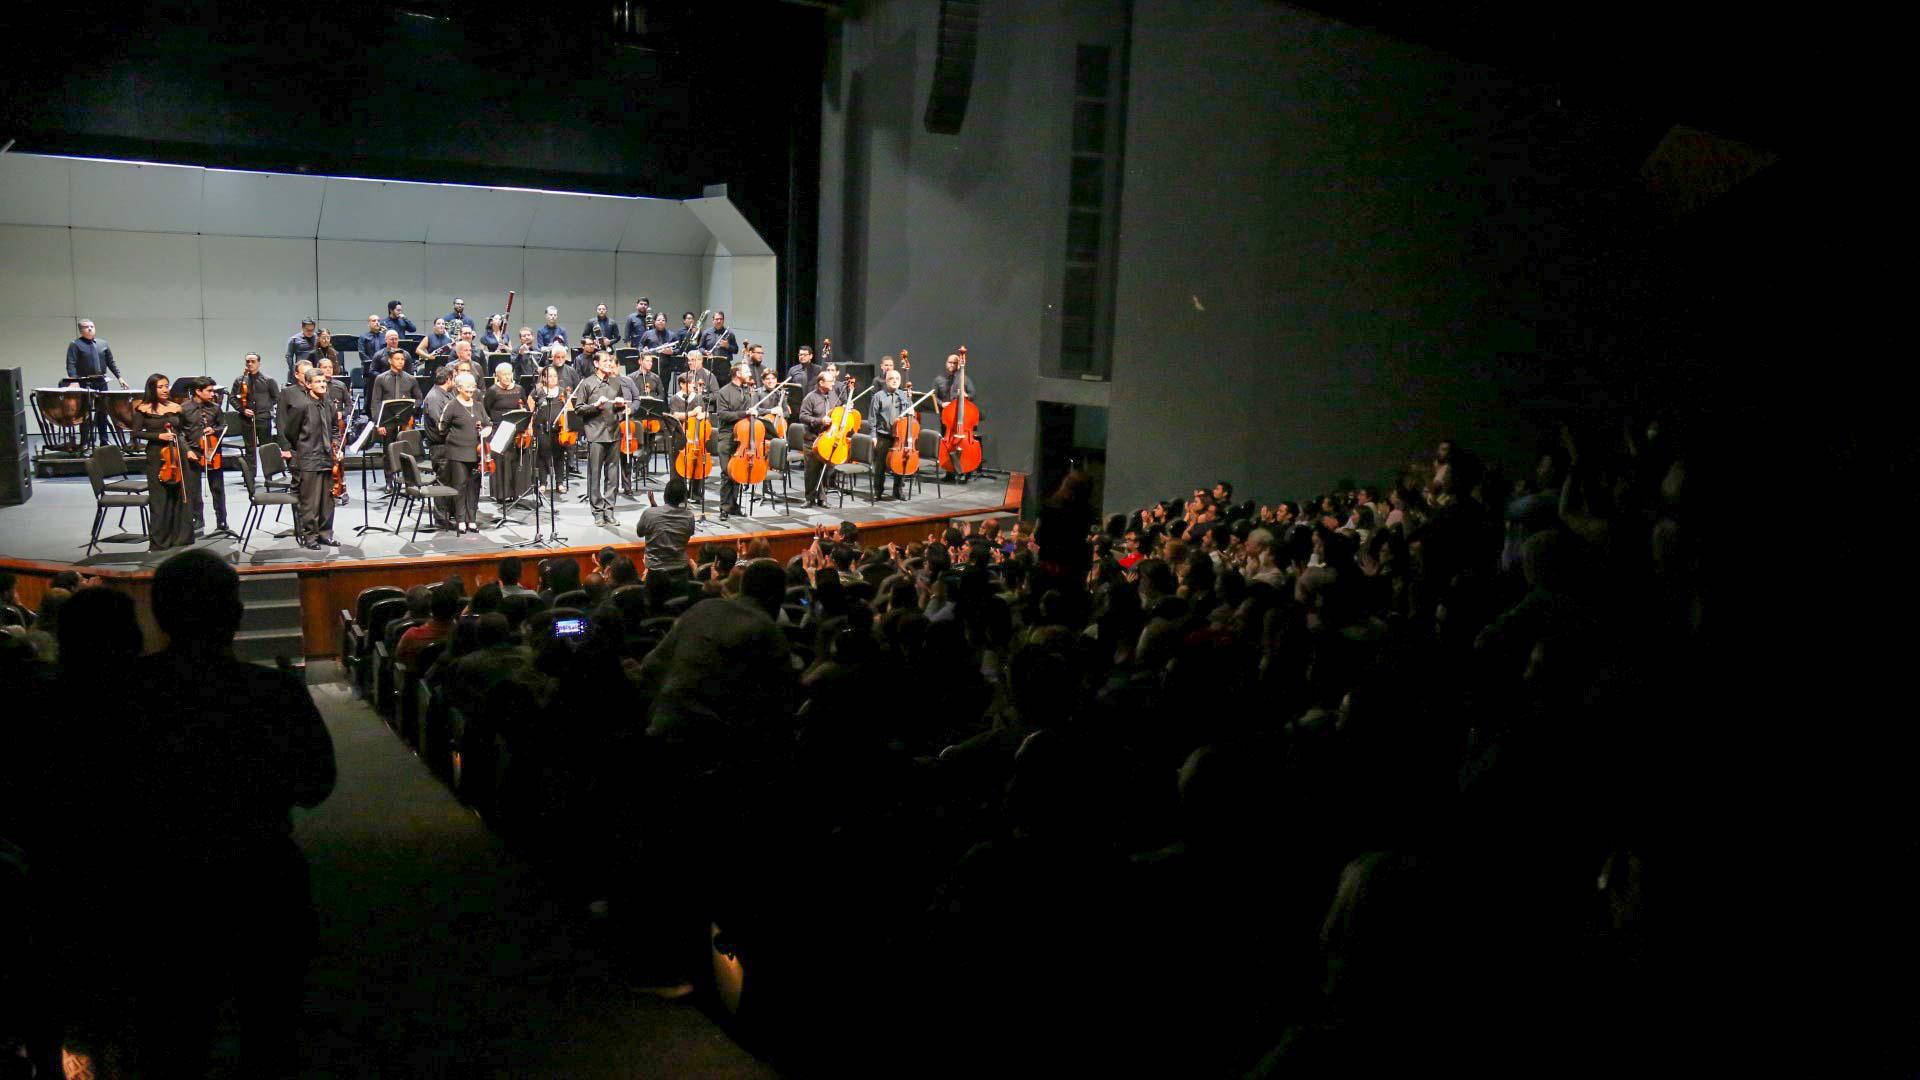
[1, 473, 1024, 658]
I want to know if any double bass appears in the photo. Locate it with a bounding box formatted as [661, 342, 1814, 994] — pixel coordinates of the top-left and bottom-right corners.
[938, 345, 983, 476]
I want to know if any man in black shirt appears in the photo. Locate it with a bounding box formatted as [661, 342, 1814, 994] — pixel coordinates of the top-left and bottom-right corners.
[797, 369, 842, 507]
[626, 352, 666, 487]
[570, 352, 630, 527]
[356, 315, 387, 378]
[683, 351, 721, 397]
[181, 378, 234, 536]
[710, 362, 758, 519]
[283, 318, 317, 381]
[370, 349, 421, 491]
[638, 312, 677, 358]
[624, 297, 653, 347]
[869, 368, 916, 501]
[66, 318, 129, 448]
[443, 298, 470, 333]
[699, 310, 739, 367]
[276, 369, 342, 549]
[585, 303, 620, 349]
[230, 352, 279, 461]
[384, 299, 417, 338]
[636, 477, 697, 583]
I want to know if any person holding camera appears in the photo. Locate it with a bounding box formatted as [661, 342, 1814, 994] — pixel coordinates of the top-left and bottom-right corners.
[635, 477, 696, 584]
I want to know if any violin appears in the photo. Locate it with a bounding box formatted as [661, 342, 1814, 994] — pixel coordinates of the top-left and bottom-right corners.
[938, 345, 983, 476]
[480, 418, 495, 476]
[198, 410, 223, 471]
[556, 396, 579, 447]
[157, 423, 183, 485]
[674, 403, 713, 481]
[813, 378, 874, 466]
[887, 389, 938, 476]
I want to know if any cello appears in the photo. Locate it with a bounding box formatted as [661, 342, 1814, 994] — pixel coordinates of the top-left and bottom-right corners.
[812, 377, 874, 466]
[938, 345, 982, 476]
[675, 402, 713, 481]
[727, 381, 794, 486]
[886, 388, 939, 478]
[329, 405, 348, 499]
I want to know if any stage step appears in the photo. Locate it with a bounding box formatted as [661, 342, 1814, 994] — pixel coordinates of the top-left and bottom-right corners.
[234, 573, 306, 666]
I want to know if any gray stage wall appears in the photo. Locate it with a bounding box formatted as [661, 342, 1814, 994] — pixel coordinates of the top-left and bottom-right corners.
[819, 0, 1711, 515]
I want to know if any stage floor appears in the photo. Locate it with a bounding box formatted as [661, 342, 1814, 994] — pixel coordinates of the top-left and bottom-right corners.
[0, 468, 1017, 571]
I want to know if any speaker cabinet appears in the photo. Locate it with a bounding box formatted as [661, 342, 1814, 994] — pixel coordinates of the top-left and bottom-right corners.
[923, 0, 981, 135]
[0, 368, 28, 505]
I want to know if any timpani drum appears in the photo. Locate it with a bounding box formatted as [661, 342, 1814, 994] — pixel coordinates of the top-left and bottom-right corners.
[101, 388, 142, 436]
[31, 386, 94, 453]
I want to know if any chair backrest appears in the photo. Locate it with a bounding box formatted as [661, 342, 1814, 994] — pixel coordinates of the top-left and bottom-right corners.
[356, 585, 406, 624]
[414, 639, 447, 673]
[399, 452, 425, 490]
[396, 428, 425, 460]
[83, 450, 110, 497]
[97, 444, 132, 479]
[849, 432, 875, 465]
[387, 441, 406, 477]
[236, 445, 260, 497]
[364, 595, 410, 643]
[260, 444, 286, 482]
[916, 427, 941, 459]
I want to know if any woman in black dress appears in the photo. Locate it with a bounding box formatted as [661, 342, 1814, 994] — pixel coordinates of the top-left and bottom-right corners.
[134, 373, 194, 550]
[432, 371, 486, 534]
[483, 362, 527, 505]
[530, 366, 569, 495]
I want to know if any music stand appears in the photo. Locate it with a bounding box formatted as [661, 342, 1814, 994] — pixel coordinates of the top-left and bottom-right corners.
[354, 399, 417, 536]
[494, 409, 537, 524]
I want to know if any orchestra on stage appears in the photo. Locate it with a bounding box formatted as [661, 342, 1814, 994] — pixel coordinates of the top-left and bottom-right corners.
[32, 300, 989, 551]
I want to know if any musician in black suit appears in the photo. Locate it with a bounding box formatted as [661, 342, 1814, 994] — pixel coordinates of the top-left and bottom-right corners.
[585, 303, 620, 348]
[625, 352, 667, 487]
[624, 297, 653, 346]
[180, 377, 234, 536]
[570, 352, 631, 527]
[699, 311, 739, 367]
[483, 362, 529, 505]
[430, 371, 487, 534]
[230, 352, 279, 459]
[369, 349, 420, 491]
[797, 369, 843, 508]
[275, 368, 341, 550]
[710, 362, 760, 520]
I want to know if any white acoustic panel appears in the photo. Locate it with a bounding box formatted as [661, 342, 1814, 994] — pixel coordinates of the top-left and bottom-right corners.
[422, 186, 542, 247]
[0, 225, 76, 314]
[69, 159, 205, 235]
[0, 318, 93, 395]
[615, 253, 703, 327]
[683, 197, 775, 256]
[203, 317, 303, 377]
[317, 178, 439, 242]
[526, 194, 632, 252]
[201, 170, 327, 238]
[201, 235, 316, 320]
[521, 248, 616, 336]
[618, 199, 712, 255]
[317, 239, 426, 327]
[0, 153, 72, 227]
[724, 255, 778, 342]
[423, 245, 523, 325]
[102, 317, 208, 381]
[701, 255, 732, 322]
[72, 230, 202, 321]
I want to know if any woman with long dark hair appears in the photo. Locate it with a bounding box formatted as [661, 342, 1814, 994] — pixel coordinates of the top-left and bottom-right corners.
[133, 373, 193, 550]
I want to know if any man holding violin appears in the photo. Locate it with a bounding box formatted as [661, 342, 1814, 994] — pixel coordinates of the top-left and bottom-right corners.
[277, 367, 342, 550]
[181, 377, 234, 538]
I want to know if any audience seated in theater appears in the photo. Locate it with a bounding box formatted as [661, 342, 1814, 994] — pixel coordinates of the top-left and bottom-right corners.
[396, 582, 460, 666]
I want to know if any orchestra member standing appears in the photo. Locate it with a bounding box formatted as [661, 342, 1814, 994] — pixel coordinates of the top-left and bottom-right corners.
[66, 318, 129, 447]
[797, 369, 842, 508]
[683, 351, 721, 397]
[625, 297, 653, 347]
[709, 361, 757, 520]
[419, 366, 459, 531]
[933, 352, 976, 482]
[638, 312, 677, 359]
[181, 377, 233, 536]
[282, 318, 317, 381]
[668, 373, 712, 507]
[443, 298, 470, 332]
[530, 367, 569, 495]
[536, 307, 568, 352]
[869, 368, 914, 501]
[309, 328, 340, 372]
[586, 303, 620, 348]
[484, 362, 528, 506]
[415, 318, 453, 367]
[369, 349, 420, 491]
[430, 371, 487, 534]
[513, 326, 543, 377]
[699, 310, 739, 367]
[383, 300, 417, 337]
[135, 374, 193, 550]
[230, 352, 278, 462]
[627, 352, 666, 487]
[570, 352, 630, 528]
[756, 367, 790, 501]
[275, 368, 341, 550]
[357, 315, 387, 378]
